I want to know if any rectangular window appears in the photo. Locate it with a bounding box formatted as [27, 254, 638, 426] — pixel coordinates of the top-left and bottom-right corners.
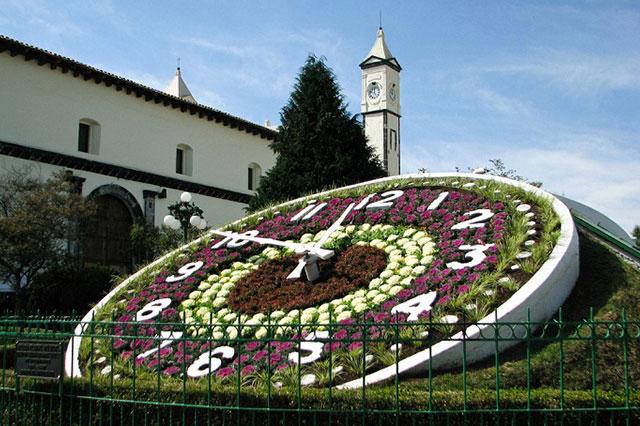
[248, 167, 254, 190]
[78, 123, 90, 153]
[176, 148, 184, 174]
[390, 129, 397, 151]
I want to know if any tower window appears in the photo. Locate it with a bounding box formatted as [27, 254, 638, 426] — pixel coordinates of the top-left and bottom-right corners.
[248, 163, 261, 191]
[176, 144, 193, 176]
[390, 129, 397, 151]
[78, 119, 100, 154]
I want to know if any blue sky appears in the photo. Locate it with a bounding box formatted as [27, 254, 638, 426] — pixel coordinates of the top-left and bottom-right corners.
[1, 1, 638, 233]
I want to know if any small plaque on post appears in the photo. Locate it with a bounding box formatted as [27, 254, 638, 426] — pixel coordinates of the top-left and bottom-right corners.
[16, 340, 63, 380]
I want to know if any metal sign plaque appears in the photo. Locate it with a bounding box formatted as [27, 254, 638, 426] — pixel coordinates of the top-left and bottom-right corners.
[16, 340, 63, 379]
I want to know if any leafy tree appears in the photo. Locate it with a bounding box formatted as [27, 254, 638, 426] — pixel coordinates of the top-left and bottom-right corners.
[130, 219, 182, 267]
[249, 55, 385, 211]
[633, 225, 640, 249]
[0, 167, 94, 311]
[419, 159, 542, 187]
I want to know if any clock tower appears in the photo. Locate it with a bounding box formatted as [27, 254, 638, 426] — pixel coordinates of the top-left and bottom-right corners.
[361, 27, 401, 176]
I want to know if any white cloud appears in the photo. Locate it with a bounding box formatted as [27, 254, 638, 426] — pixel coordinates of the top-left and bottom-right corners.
[480, 49, 640, 95]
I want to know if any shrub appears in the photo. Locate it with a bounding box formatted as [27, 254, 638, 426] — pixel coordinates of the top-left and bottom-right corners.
[25, 265, 116, 314]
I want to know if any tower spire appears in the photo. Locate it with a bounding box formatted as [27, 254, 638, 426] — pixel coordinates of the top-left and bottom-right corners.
[164, 60, 196, 103]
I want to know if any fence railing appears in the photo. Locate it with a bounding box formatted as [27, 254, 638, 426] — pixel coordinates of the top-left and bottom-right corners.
[1, 311, 639, 425]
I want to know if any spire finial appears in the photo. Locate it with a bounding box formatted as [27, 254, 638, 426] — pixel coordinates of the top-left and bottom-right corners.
[177, 57, 181, 75]
[379, 11, 382, 30]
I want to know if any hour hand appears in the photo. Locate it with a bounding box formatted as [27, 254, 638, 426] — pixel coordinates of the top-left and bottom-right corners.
[211, 230, 334, 259]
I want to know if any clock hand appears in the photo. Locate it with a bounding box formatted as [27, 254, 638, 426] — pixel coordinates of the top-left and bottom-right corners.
[314, 202, 355, 249]
[211, 230, 334, 259]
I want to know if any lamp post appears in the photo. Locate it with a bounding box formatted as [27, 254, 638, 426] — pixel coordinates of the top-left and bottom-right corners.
[162, 192, 207, 243]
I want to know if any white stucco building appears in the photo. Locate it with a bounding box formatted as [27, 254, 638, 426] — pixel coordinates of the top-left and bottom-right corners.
[0, 30, 400, 271]
[0, 35, 277, 270]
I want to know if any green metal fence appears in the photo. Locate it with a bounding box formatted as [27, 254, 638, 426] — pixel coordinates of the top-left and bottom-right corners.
[1, 311, 639, 425]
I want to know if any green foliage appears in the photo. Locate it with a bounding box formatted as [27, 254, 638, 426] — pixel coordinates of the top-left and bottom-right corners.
[633, 225, 640, 249]
[249, 55, 385, 211]
[0, 167, 95, 311]
[130, 219, 182, 267]
[25, 264, 116, 314]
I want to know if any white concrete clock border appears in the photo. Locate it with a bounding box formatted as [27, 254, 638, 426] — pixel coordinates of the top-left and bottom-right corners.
[66, 173, 579, 386]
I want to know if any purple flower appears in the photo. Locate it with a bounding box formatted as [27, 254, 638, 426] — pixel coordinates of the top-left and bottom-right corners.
[241, 365, 257, 376]
[216, 367, 235, 378]
[163, 366, 181, 376]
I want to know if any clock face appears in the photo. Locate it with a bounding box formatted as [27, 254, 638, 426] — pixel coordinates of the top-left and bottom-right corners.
[367, 82, 381, 101]
[69, 174, 577, 388]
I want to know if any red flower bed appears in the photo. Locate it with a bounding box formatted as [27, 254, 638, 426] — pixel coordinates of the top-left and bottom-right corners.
[228, 245, 387, 314]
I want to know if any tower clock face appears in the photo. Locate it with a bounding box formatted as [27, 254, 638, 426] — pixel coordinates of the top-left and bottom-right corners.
[68, 174, 577, 389]
[367, 82, 381, 101]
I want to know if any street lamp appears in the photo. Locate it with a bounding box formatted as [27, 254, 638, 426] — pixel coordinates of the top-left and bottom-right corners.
[163, 191, 207, 243]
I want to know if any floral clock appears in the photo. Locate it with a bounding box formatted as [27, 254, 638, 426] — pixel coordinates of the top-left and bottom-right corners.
[66, 173, 578, 388]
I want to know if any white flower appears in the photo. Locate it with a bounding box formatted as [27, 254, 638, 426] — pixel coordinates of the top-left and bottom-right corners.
[398, 266, 413, 276]
[371, 224, 383, 232]
[405, 246, 420, 255]
[355, 230, 366, 237]
[387, 234, 399, 242]
[270, 310, 285, 320]
[334, 304, 347, 313]
[317, 312, 330, 324]
[366, 289, 380, 299]
[354, 289, 366, 298]
[387, 261, 400, 271]
[212, 297, 225, 308]
[370, 239, 382, 246]
[318, 303, 330, 313]
[369, 278, 382, 288]
[226, 326, 238, 339]
[401, 277, 413, 286]
[278, 316, 292, 326]
[344, 225, 356, 234]
[412, 265, 427, 275]
[300, 233, 314, 243]
[351, 297, 366, 306]
[389, 285, 403, 295]
[375, 241, 387, 250]
[255, 327, 268, 339]
[217, 290, 229, 298]
[188, 290, 202, 300]
[198, 282, 211, 291]
[403, 229, 417, 238]
[354, 303, 369, 313]
[389, 254, 403, 263]
[181, 299, 195, 308]
[196, 307, 210, 318]
[343, 294, 355, 303]
[373, 294, 388, 304]
[361, 223, 371, 231]
[384, 245, 397, 254]
[387, 275, 401, 285]
[420, 256, 434, 265]
[379, 284, 391, 293]
[223, 312, 237, 323]
[397, 238, 410, 246]
[412, 231, 426, 240]
[252, 313, 266, 322]
[100, 366, 112, 375]
[221, 282, 234, 291]
[217, 308, 229, 317]
[404, 257, 420, 266]
[417, 237, 431, 246]
[381, 224, 393, 231]
[336, 311, 351, 322]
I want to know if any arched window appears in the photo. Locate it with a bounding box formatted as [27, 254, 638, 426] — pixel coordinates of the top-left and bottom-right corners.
[176, 144, 193, 176]
[248, 163, 261, 191]
[78, 119, 100, 154]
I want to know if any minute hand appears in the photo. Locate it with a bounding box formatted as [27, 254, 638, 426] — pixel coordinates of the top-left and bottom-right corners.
[211, 230, 334, 259]
[314, 202, 355, 249]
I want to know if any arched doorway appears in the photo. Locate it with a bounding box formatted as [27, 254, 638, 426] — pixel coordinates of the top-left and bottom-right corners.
[84, 185, 143, 273]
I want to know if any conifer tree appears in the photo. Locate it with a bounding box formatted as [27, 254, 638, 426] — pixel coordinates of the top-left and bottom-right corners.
[249, 55, 385, 210]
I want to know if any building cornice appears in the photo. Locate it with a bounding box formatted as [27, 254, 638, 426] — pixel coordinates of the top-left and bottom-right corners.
[0, 140, 252, 204]
[0, 35, 277, 141]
